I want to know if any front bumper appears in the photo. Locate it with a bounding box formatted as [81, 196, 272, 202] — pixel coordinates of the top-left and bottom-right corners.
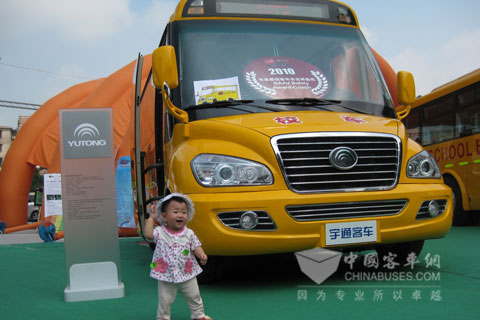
[186, 183, 453, 255]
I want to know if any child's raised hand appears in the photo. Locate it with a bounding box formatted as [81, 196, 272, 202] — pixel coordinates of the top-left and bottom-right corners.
[194, 247, 208, 265]
[147, 215, 159, 226]
[198, 253, 208, 265]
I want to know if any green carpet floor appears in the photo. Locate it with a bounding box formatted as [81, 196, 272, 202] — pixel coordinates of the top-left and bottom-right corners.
[1, 226, 480, 319]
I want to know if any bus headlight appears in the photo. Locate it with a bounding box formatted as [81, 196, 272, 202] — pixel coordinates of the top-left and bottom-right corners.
[192, 154, 273, 186]
[406, 150, 441, 179]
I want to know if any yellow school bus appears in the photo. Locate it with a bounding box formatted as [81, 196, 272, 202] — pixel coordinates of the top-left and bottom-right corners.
[197, 85, 240, 104]
[404, 68, 480, 226]
[132, 0, 452, 279]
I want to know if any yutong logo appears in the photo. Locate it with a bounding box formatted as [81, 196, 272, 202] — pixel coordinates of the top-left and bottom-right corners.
[62, 110, 111, 159]
[67, 123, 107, 147]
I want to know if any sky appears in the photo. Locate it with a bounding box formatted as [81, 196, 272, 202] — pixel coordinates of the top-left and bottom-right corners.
[1, 0, 479, 128]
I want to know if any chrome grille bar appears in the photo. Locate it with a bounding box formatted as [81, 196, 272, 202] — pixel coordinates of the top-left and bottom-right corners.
[271, 132, 402, 193]
[286, 199, 408, 221]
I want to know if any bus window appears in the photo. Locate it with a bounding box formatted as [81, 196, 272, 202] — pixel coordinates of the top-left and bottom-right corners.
[422, 97, 454, 145]
[457, 87, 475, 107]
[456, 86, 480, 137]
[405, 108, 421, 143]
[177, 20, 390, 114]
[332, 47, 361, 99]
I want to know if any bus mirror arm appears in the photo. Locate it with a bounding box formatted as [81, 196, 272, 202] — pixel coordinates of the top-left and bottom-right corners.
[161, 82, 190, 137]
[162, 82, 189, 123]
[396, 104, 411, 120]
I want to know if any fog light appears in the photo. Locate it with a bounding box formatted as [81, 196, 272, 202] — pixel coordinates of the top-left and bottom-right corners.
[428, 200, 440, 217]
[239, 211, 258, 230]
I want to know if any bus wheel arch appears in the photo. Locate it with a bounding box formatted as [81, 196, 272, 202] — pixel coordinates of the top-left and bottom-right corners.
[443, 174, 470, 226]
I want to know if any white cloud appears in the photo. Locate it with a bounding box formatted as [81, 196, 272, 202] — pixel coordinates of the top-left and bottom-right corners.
[387, 29, 480, 96]
[360, 26, 378, 47]
[437, 28, 480, 79]
[57, 64, 92, 81]
[141, 0, 178, 29]
[0, 0, 133, 42]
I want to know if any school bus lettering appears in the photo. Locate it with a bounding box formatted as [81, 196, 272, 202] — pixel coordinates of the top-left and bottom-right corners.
[429, 139, 480, 162]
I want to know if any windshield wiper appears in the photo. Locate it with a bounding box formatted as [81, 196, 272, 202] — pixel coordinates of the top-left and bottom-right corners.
[266, 98, 369, 115]
[265, 98, 339, 111]
[184, 99, 287, 113]
[184, 99, 254, 111]
[266, 97, 341, 106]
[332, 102, 369, 115]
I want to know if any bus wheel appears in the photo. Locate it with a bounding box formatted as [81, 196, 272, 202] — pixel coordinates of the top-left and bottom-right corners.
[376, 240, 424, 268]
[444, 176, 470, 226]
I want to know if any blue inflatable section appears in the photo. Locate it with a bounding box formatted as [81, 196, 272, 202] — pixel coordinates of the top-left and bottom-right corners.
[0, 220, 6, 234]
[38, 221, 56, 242]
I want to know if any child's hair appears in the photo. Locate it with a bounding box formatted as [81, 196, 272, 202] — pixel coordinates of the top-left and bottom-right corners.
[155, 193, 195, 224]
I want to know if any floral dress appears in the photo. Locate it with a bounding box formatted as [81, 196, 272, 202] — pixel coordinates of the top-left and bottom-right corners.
[150, 225, 203, 283]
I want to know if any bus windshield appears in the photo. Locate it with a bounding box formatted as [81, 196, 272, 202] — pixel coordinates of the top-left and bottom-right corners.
[174, 20, 395, 119]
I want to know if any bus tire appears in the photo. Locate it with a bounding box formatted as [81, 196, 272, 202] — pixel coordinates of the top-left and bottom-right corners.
[444, 175, 470, 226]
[376, 240, 424, 268]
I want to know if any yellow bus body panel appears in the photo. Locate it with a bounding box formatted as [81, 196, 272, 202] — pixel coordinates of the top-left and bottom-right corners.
[187, 185, 452, 255]
[161, 111, 453, 255]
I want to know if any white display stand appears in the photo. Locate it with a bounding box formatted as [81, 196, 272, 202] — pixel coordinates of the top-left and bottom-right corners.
[64, 262, 124, 302]
[60, 108, 124, 302]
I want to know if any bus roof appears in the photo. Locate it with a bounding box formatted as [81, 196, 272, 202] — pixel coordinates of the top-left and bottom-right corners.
[169, 0, 359, 27]
[413, 68, 480, 108]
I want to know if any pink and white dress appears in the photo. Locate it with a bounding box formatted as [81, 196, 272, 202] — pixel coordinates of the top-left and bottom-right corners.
[150, 225, 203, 283]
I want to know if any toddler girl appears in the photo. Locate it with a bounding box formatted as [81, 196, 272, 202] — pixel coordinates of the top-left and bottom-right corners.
[145, 193, 212, 320]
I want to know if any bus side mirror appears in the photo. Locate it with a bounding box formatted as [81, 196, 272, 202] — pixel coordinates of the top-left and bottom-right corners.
[152, 45, 189, 126]
[152, 46, 179, 90]
[396, 71, 416, 120]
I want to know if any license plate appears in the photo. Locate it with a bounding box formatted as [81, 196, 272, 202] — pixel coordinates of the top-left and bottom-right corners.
[325, 220, 377, 246]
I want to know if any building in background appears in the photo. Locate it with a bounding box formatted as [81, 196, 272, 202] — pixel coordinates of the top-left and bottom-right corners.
[0, 126, 15, 170]
[17, 116, 30, 132]
[0, 115, 30, 170]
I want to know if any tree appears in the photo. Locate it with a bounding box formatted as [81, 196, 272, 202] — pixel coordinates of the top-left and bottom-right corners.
[30, 166, 45, 192]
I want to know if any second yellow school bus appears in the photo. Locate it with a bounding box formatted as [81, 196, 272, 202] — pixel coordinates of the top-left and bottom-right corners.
[132, 0, 452, 280]
[404, 68, 480, 225]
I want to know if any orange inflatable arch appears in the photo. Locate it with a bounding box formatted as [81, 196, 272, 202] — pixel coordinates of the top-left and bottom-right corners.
[0, 55, 152, 236]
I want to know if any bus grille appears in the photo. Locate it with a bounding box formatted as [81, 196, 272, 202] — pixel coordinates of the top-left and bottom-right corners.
[286, 199, 408, 221]
[271, 133, 401, 193]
